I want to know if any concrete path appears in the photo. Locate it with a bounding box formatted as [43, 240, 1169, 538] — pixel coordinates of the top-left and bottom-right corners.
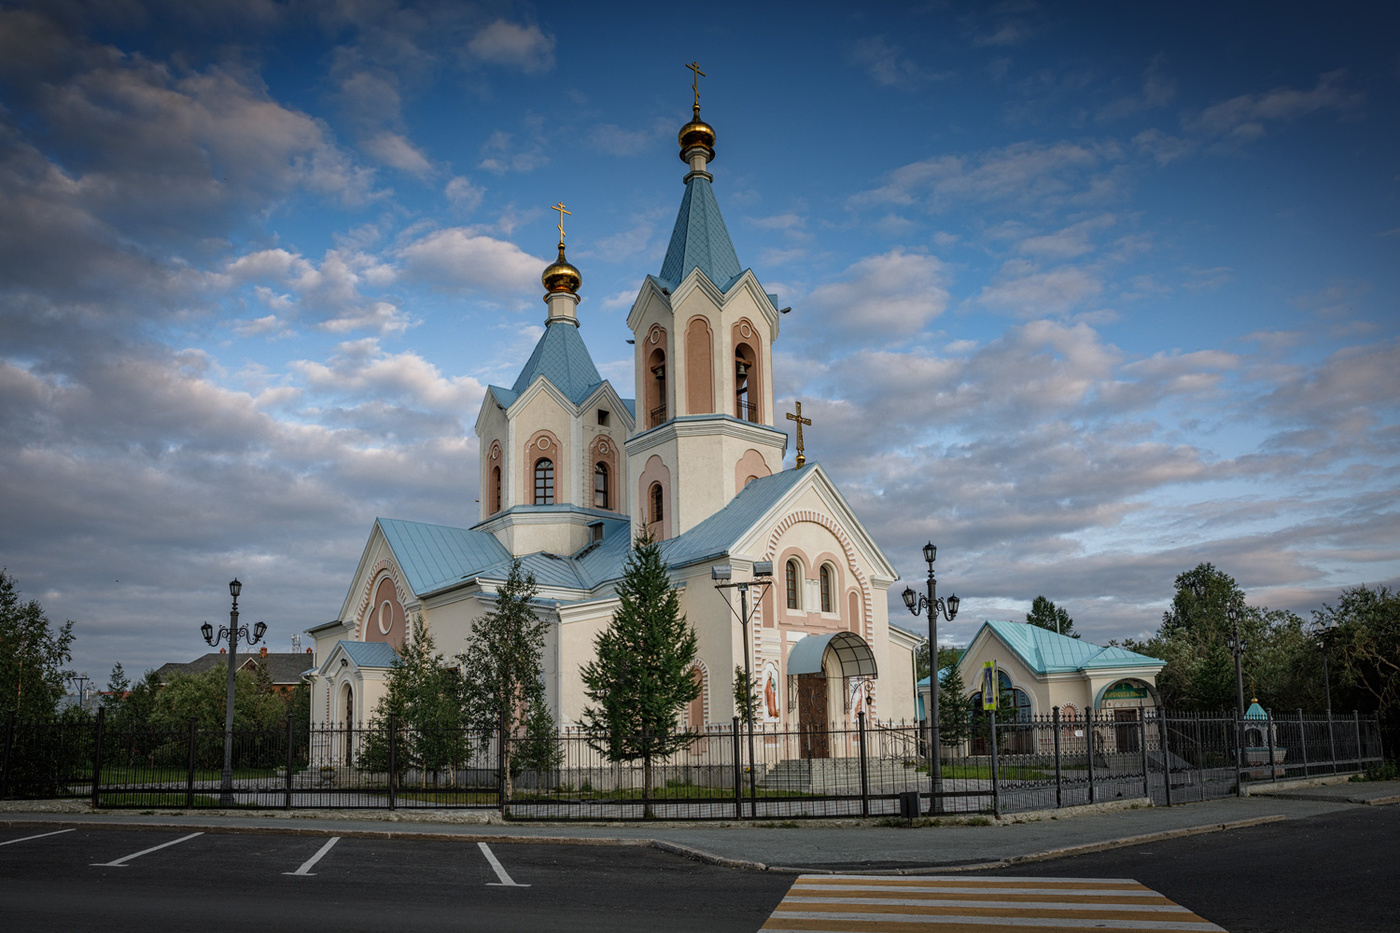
[3, 779, 1396, 873]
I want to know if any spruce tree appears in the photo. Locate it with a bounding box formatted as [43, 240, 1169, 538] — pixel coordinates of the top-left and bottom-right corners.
[458, 559, 549, 800]
[1026, 596, 1078, 638]
[579, 532, 699, 817]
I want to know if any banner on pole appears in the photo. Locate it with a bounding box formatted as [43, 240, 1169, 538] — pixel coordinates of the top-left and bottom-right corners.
[981, 661, 998, 710]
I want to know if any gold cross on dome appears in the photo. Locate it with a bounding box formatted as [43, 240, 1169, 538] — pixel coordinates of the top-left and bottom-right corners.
[550, 201, 571, 248]
[686, 61, 706, 110]
[786, 400, 812, 469]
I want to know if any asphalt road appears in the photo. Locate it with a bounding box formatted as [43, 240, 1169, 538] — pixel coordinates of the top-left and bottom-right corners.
[986, 803, 1400, 933]
[0, 828, 793, 932]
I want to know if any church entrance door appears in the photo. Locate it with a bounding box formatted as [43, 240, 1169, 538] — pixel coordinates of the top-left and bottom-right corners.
[797, 674, 829, 759]
[1114, 708, 1140, 753]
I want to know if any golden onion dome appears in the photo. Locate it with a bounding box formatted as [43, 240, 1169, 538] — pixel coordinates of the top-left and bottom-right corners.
[677, 106, 716, 161]
[541, 245, 582, 294]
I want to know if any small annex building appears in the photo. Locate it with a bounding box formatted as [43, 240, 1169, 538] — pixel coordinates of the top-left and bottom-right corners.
[917, 620, 1166, 739]
[305, 87, 921, 754]
[157, 649, 315, 697]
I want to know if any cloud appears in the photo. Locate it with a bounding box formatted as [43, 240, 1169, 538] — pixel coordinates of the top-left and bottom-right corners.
[1188, 70, 1361, 143]
[361, 132, 433, 177]
[975, 261, 1104, 318]
[1017, 215, 1116, 259]
[445, 175, 484, 213]
[803, 250, 951, 338]
[397, 227, 543, 297]
[1097, 55, 1176, 122]
[479, 128, 547, 174]
[590, 118, 670, 156]
[847, 36, 946, 89]
[467, 21, 555, 74]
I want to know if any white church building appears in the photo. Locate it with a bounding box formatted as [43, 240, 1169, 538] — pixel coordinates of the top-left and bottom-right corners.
[305, 90, 922, 743]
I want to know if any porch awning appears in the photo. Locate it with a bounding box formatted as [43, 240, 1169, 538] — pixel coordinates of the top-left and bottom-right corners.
[786, 631, 878, 678]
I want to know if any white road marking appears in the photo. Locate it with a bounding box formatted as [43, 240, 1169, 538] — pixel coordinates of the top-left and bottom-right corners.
[283, 836, 340, 876]
[0, 828, 75, 847]
[90, 831, 204, 867]
[478, 841, 528, 887]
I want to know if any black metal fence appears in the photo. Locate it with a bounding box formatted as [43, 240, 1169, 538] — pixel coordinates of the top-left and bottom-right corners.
[1, 707, 1384, 819]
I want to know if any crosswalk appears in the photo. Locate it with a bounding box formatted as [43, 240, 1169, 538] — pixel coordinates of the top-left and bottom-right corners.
[761, 874, 1226, 932]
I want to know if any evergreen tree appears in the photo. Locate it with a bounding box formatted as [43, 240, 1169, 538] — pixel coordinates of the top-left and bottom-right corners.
[103, 663, 130, 709]
[915, 639, 963, 685]
[1026, 596, 1078, 638]
[457, 559, 549, 799]
[0, 570, 75, 719]
[579, 533, 699, 817]
[938, 662, 972, 748]
[513, 695, 564, 778]
[733, 665, 758, 726]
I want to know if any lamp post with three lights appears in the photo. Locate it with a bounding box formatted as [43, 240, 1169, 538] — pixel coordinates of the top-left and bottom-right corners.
[902, 543, 959, 815]
[200, 579, 266, 807]
[712, 561, 774, 818]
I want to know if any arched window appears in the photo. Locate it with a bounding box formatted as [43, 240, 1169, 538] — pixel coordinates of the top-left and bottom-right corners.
[819, 564, 834, 613]
[593, 462, 609, 510]
[648, 348, 667, 427]
[735, 344, 757, 421]
[649, 482, 664, 523]
[785, 559, 801, 610]
[490, 465, 502, 513]
[533, 458, 554, 505]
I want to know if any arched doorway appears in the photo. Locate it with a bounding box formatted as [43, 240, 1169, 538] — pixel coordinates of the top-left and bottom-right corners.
[968, 671, 1033, 755]
[786, 632, 878, 759]
[340, 683, 355, 766]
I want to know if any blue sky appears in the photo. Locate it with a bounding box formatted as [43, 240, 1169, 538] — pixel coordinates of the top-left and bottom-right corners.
[1, 1, 1396, 685]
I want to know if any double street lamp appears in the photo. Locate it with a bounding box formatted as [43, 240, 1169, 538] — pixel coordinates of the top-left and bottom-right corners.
[1311, 615, 1341, 762]
[200, 579, 266, 807]
[901, 542, 959, 815]
[1225, 603, 1248, 770]
[712, 561, 774, 818]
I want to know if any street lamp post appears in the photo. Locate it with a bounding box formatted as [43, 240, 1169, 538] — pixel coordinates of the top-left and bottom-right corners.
[1225, 603, 1248, 770]
[901, 542, 959, 815]
[713, 561, 774, 819]
[1311, 616, 1340, 764]
[200, 579, 266, 807]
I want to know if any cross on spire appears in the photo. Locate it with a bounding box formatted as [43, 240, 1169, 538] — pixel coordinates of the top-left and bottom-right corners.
[550, 201, 571, 249]
[786, 400, 812, 469]
[686, 60, 706, 113]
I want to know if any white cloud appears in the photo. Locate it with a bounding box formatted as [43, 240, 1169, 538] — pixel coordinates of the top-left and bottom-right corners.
[1189, 70, 1361, 142]
[847, 36, 946, 89]
[397, 227, 542, 296]
[975, 261, 1104, 318]
[467, 21, 555, 74]
[804, 250, 951, 338]
[361, 132, 433, 177]
[445, 175, 484, 213]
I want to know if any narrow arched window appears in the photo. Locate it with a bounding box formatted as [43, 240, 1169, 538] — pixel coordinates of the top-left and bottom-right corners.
[594, 462, 609, 510]
[533, 458, 554, 505]
[735, 344, 757, 421]
[490, 465, 502, 513]
[786, 559, 800, 610]
[649, 482, 664, 523]
[648, 348, 667, 427]
[820, 564, 833, 613]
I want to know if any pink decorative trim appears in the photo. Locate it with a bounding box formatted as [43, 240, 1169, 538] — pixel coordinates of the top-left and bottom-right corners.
[352, 559, 410, 642]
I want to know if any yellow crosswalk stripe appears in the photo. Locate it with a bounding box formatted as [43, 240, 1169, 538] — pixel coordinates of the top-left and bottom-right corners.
[761, 874, 1226, 932]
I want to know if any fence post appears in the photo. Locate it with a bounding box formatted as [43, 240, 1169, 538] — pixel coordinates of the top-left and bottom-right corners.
[1265, 709, 1277, 780]
[1052, 707, 1062, 809]
[857, 711, 870, 818]
[1086, 708, 1096, 804]
[387, 713, 397, 811]
[90, 706, 105, 809]
[1140, 709, 1151, 801]
[284, 715, 294, 811]
[1375, 713, 1385, 765]
[1294, 709, 1308, 777]
[1234, 709, 1246, 797]
[1, 711, 15, 799]
[496, 713, 507, 816]
[185, 717, 197, 809]
[1326, 709, 1337, 774]
[1353, 711, 1363, 771]
[1157, 707, 1172, 807]
[988, 711, 1001, 818]
[731, 717, 742, 820]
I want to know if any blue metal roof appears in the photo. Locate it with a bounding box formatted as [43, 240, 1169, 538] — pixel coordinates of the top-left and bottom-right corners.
[338, 640, 399, 668]
[973, 620, 1164, 675]
[659, 466, 808, 568]
[659, 175, 743, 291]
[510, 320, 604, 405]
[377, 518, 511, 595]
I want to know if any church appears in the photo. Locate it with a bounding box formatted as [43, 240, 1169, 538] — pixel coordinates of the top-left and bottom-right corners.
[305, 80, 921, 742]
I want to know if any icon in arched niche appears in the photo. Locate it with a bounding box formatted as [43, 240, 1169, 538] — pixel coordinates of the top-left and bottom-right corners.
[849, 678, 873, 723]
[761, 662, 780, 721]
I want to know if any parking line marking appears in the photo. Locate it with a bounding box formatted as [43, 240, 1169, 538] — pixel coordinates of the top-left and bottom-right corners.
[283, 836, 340, 876]
[0, 828, 75, 847]
[90, 832, 204, 867]
[478, 842, 528, 887]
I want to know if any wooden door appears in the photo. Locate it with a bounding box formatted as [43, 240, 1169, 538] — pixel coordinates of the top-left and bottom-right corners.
[1114, 708, 1140, 753]
[797, 674, 829, 759]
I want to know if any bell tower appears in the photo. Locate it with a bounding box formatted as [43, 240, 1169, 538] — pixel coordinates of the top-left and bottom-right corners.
[625, 67, 787, 542]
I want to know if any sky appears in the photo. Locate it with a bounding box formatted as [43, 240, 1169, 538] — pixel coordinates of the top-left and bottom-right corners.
[1, 1, 1396, 687]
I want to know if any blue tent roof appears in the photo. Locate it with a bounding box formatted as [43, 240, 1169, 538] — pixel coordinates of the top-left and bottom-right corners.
[659, 465, 807, 568]
[971, 620, 1164, 675]
[510, 320, 605, 405]
[659, 175, 743, 291]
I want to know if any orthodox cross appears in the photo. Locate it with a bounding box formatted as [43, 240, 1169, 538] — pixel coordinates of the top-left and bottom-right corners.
[550, 201, 571, 248]
[786, 400, 812, 469]
[686, 61, 706, 111]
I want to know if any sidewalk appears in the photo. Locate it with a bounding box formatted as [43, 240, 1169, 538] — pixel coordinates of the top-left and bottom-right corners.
[3, 780, 1396, 873]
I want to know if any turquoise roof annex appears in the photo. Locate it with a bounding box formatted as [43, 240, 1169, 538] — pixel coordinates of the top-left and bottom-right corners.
[968, 620, 1164, 676]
